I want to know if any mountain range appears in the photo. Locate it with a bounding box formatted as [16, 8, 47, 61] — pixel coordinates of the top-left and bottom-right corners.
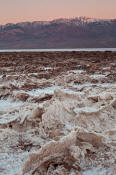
[0, 17, 116, 49]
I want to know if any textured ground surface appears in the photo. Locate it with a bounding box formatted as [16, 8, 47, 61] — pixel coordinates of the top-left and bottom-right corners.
[0, 51, 116, 175]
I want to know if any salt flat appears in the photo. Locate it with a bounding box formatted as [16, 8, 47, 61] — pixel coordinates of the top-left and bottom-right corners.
[0, 51, 116, 175]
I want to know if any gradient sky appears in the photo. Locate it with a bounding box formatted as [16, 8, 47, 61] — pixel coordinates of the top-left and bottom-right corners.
[0, 0, 116, 24]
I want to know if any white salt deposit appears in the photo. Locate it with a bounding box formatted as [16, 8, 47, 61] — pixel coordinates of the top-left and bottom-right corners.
[27, 85, 84, 97]
[98, 83, 116, 88]
[74, 106, 99, 114]
[0, 152, 28, 175]
[63, 88, 84, 95]
[82, 167, 113, 175]
[27, 85, 60, 96]
[69, 82, 116, 89]
[110, 63, 116, 66]
[90, 74, 106, 79]
[68, 70, 86, 74]
[6, 74, 18, 78]
[44, 67, 53, 70]
[102, 67, 110, 70]
[28, 73, 38, 76]
[69, 82, 96, 89]
[40, 67, 53, 71]
[0, 59, 116, 174]
[0, 99, 23, 110]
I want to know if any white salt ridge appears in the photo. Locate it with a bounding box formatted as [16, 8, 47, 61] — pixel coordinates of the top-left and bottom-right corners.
[69, 82, 116, 89]
[102, 67, 110, 70]
[27, 72, 38, 76]
[0, 99, 23, 110]
[1, 73, 38, 78]
[44, 67, 53, 70]
[27, 85, 84, 97]
[98, 83, 116, 88]
[30, 72, 38, 75]
[0, 75, 2, 78]
[69, 82, 95, 89]
[0, 114, 19, 124]
[110, 63, 116, 66]
[0, 100, 24, 124]
[63, 88, 84, 95]
[68, 70, 86, 74]
[83, 167, 113, 175]
[27, 85, 60, 96]
[27, 82, 116, 98]
[5, 74, 19, 78]
[39, 67, 53, 71]
[90, 74, 106, 79]
[74, 106, 99, 113]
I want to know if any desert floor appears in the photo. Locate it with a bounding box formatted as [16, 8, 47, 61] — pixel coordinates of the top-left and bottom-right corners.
[0, 51, 116, 175]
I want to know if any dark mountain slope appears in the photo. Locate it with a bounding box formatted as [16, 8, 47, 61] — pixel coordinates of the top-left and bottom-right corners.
[0, 17, 116, 49]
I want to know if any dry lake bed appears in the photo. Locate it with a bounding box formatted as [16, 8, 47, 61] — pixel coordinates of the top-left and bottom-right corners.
[0, 51, 116, 175]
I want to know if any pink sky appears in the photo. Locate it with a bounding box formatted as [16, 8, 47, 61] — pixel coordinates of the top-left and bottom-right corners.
[0, 0, 116, 24]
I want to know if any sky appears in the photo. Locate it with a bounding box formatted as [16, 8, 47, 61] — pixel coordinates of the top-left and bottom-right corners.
[0, 0, 116, 24]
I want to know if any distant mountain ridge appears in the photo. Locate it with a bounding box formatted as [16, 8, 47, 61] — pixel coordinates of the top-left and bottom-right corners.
[0, 17, 116, 49]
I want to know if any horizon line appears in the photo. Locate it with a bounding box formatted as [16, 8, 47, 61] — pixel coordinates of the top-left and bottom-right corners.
[1, 16, 116, 26]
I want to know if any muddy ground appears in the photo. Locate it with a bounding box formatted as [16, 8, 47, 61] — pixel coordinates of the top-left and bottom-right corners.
[0, 51, 116, 175]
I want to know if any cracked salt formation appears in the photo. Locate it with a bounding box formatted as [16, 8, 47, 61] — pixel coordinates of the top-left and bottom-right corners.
[14, 87, 116, 175]
[0, 51, 116, 175]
